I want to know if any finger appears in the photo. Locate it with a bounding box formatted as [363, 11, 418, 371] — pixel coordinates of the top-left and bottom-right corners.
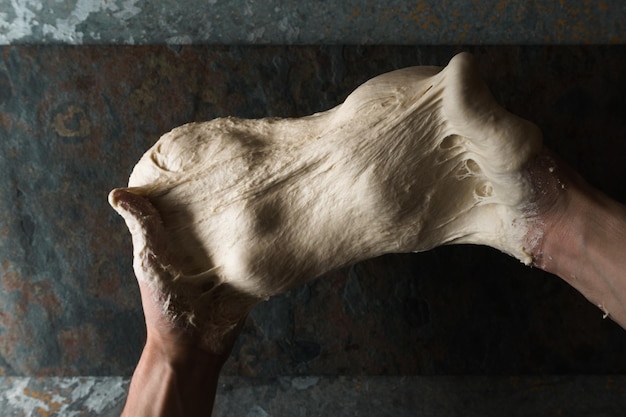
[109, 187, 159, 221]
[109, 187, 159, 249]
[109, 188, 174, 282]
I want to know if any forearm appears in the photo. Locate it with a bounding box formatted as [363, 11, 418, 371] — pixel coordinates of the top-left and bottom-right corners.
[121, 339, 225, 417]
[530, 155, 626, 327]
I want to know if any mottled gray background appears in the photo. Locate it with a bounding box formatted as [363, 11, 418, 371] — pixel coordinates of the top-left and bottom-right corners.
[0, 0, 624, 44]
[2, 44, 626, 377]
[0, 1, 625, 416]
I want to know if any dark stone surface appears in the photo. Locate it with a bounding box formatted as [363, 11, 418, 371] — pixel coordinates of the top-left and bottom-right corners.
[2, 376, 626, 416]
[0, 45, 625, 377]
[213, 375, 626, 417]
[0, 0, 624, 45]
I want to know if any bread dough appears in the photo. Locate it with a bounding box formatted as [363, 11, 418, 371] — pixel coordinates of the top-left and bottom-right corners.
[111, 52, 542, 345]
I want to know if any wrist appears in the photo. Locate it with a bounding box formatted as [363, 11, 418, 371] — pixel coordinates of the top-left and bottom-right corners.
[526, 152, 626, 326]
[525, 151, 592, 275]
[144, 331, 231, 371]
[121, 337, 227, 417]
[535, 169, 626, 279]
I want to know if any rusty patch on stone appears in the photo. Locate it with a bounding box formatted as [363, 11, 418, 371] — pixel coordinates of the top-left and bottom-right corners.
[53, 105, 91, 138]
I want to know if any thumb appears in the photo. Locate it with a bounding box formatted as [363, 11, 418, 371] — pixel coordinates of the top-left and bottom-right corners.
[109, 188, 172, 281]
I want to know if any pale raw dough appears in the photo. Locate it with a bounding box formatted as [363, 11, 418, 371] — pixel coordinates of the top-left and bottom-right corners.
[111, 52, 542, 347]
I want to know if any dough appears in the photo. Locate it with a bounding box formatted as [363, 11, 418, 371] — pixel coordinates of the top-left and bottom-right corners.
[110, 52, 542, 348]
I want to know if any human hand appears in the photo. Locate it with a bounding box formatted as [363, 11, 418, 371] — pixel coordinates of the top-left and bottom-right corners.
[109, 188, 248, 358]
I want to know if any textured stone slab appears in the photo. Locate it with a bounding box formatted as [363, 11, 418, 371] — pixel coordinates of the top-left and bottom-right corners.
[0, 377, 127, 417]
[0, 0, 624, 45]
[215, 375, 626, 417]
[1, 376, 625, 416]
[1, 45, 626, 377]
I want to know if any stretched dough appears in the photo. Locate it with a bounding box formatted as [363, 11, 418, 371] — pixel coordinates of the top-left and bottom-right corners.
[111, 52, 542, 348]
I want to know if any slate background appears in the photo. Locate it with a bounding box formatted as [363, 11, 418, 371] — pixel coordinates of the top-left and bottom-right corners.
[0, 45, 625, 377]
[0, 0, 624, 44]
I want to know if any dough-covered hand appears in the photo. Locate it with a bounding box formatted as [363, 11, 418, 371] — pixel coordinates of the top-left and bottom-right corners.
[109, 188, 251, 355]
